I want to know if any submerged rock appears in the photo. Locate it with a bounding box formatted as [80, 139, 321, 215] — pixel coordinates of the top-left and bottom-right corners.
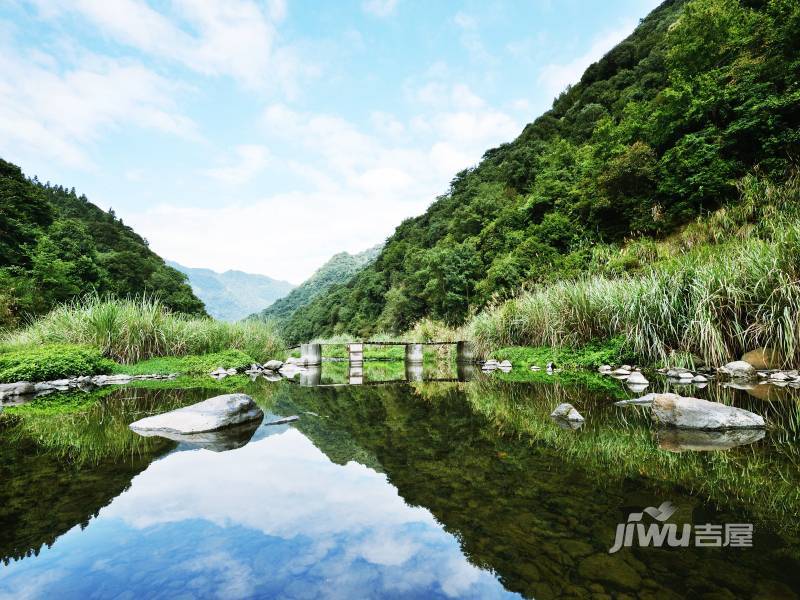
[578, 554, 641, 591]
[657, 428, 765, 452]
[129, 393, 263, 435]
[265, 415, 299, 426]
[718, 360, 756, 380]
[652, 394, 764, 429]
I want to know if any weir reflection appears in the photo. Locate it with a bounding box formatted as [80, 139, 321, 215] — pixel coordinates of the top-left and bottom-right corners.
[293, 361, 478, 388]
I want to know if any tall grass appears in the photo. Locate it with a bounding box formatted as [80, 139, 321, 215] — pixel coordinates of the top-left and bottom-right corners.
[1, 296, 285, 363]
[469, 175, 800, 366]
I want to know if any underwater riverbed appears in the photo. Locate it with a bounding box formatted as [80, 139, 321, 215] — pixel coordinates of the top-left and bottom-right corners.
[1, 363, 799, 599]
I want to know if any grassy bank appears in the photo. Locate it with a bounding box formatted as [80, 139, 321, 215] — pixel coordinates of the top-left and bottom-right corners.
[468, 175, 800, 368]
[1, 296, 284, 364]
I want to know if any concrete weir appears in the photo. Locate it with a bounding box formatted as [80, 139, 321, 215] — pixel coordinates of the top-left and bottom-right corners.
[300, 343, 322, 366]
[405, 343, 424, 365]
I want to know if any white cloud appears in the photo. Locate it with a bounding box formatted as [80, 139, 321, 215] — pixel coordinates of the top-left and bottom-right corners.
[131, 86, 521, 281]
[30, 0, 306, 92]
[204, 144, 271, 184]
[0, 45, 197, 169]
[362, 0, 399, 17]
[537, 19, 636, 98]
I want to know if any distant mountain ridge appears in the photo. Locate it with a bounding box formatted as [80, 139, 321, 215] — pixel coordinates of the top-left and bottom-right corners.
[168, 261, 294, 322]
[248, 245, 381, 333]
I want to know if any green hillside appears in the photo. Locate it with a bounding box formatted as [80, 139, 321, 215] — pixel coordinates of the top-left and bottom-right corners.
[168, 261, 294, 322]
[0, 159, 206, 327]
[249, 245, 380, 338]
[285, 0, 800, 340]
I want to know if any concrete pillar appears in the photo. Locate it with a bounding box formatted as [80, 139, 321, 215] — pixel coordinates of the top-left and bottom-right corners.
[349, 363, 363, 385]
[301, 343, 322, 366]
[348, 343, 364, 365]
[299, 366, 321, 387]
[405, 362, 423, 382]
[456, 341, 476, 364]
[457, 363, 476, 382]
[405, 343, 423, 365]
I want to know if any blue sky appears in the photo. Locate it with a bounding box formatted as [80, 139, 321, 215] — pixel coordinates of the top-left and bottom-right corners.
[1, 0, 661, 283]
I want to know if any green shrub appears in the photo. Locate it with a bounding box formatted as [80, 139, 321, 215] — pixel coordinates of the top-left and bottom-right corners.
[116, 349, 256, 376]
[0, 345, 115, 383]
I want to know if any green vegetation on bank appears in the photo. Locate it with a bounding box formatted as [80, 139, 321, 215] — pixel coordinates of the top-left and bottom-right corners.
[0, 345, 114, 384]
[2, 296, 284, 364]
[0, 159, 205, 328]
[470, 175, 800, 366]
[489, 337, 630, 370]
[115, 349, 256, 376]
[282, 0, 800, 344]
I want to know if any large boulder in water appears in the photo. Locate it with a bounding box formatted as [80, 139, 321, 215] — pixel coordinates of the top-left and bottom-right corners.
[133, 418, 262, 452]
[657, 428, 765, 452]
[129, 394, 263, 435]
[652, 394, 764, 430]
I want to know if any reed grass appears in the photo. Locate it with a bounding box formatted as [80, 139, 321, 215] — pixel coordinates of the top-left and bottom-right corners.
[1, 295, 285, 364]
[468, 175, 800, 367]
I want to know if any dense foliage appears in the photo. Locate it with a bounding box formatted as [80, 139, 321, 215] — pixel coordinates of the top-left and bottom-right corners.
[287, 0, 800, 341]
[168, 261, 294, 322]
[0, 159, 206, 327]
[0, 345, 114, 383]
[249, 245, 380, 334]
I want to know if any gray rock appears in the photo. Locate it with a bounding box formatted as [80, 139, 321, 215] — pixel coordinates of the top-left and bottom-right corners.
[613, 367, 631, 376]
[718, 360, 756, 380]
[129, 393, 263, 434]
[626, 371, 649, 385]
[615, 393, 657, 406]
[210, 367, 227, 376]
[498, 360, 512, 368]
[770, 372, 789, 381]
[651, 393, 764, 429]
[550, 403, 584, 422]
[0, 381, 35, 399]
[666, 367, 692, 378]
[530, 365, 542, 371]
[657, 428, 765, 452]
[598, 364, 612, 373]
[263, 360, 284, 371]
[692, 374, 708, 383]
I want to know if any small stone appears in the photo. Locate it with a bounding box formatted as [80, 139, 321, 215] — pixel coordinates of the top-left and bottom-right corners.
[692, 374, 708, 383]
[770, 372, 789, 381]
[530, 365, 541, 371]
[499, 360, 512, 368]
[598, 365, 612, 373]
[613, 368, 631, 376]
[263, 360, 283, 371]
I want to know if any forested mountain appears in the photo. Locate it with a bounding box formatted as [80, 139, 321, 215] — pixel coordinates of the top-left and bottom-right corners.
[284, 0, 800, 341]
[168, 261, 294, 322]
[249, 245, 381, 337]
[0, 159, 206, 327]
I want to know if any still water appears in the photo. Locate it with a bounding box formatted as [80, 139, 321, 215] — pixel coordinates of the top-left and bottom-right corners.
[1, 364, 799, 599]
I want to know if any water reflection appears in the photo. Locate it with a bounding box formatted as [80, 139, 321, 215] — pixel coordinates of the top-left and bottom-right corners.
[0, 419, 517, 599]
[1, 376, 800, 599]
